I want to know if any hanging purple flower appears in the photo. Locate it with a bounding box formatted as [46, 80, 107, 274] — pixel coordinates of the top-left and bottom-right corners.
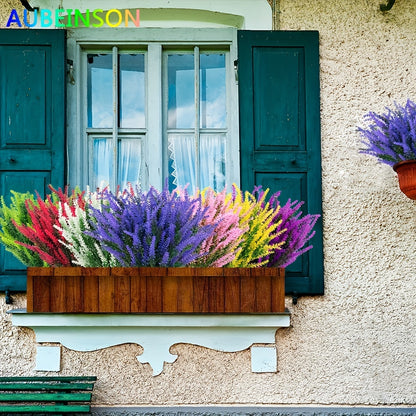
[358, 99, 416, 166]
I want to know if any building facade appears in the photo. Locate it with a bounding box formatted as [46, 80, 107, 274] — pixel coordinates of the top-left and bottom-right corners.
[0, 0, 415, 413]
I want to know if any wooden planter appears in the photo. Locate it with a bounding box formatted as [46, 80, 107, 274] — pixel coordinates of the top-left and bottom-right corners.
[393, 160, 416, 199]
[26, 267, 285, 314]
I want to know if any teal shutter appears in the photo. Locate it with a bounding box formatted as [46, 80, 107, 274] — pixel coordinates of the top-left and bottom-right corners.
[238, 30, 324, 296]
[0, 29, 66, 292]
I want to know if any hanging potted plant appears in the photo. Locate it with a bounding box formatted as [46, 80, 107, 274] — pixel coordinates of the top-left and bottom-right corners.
[358, 99, 416, 199]
[0, 184, 319, 314]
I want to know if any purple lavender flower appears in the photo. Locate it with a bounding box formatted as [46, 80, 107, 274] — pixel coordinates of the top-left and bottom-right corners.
[253, 187, 320, 268]
[86, 185, 215, 267]
[358, 99, 416, 166]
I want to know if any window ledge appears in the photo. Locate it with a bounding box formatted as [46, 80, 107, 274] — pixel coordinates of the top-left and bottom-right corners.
[10, 310, 290, 375]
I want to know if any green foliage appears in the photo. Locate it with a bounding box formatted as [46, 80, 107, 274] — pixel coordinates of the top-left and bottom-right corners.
[0, 191, 45, 266]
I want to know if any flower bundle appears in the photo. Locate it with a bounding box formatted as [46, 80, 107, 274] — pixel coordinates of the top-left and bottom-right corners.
[227, 187, 283, 268]
[0, 183, 319, 268]
[253, 187, 319, 268]
[358, 99, 416, 166]
[0, 186, 84, 267]
[193, 188, 246, 267]
[57, 190, 117, 267]
[0, 191, 44, 267]
[84, 187, 216, 267]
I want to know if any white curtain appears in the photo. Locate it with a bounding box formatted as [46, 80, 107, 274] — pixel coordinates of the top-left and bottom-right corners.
[200, 134, 226, 190]
[93, 138, 113, 189]
[168, 134, 225, 192]
[93, 138, 142, 190]
[168, 134, 196, 192]
[118, 139, 142, 190]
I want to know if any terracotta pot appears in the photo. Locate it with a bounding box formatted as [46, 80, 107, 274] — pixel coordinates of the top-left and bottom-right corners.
[393, 160, 416, 199]
[26, 267, 285, 314]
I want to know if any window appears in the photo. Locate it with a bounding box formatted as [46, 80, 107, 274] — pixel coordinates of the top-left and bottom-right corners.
[87, 51, 145, 190]
[67, 28, 239, 193]
[166, 50, 227, 193]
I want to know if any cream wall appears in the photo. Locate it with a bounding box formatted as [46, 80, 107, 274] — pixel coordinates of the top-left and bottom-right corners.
[1, 0, 22, 25]
[0, 0, 415, 408]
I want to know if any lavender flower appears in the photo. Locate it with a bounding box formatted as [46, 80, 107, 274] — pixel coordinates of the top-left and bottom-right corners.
[86, 185, 215, 267]
[254, 187, 319, 268]
[358, 99, 416, 166]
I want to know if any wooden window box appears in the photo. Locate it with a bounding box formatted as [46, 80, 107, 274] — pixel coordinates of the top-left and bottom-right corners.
[26, 267, 285, 314]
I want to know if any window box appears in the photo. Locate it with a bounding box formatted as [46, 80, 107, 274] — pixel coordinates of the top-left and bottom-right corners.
[26, 267, 285, 314]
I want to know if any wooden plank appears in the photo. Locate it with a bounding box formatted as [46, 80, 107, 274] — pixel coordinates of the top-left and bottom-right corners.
[113, 269, 131, 313]
[208, 274, 225, 312]
[145, 268, 164, 312]
[66, 275, 83, 313]
[162, 274, 178, 312]
[167, 268, 195, 312]
[0, 376, 96, 382]
[193, 268, 224, 312]
[82, 268, 102, 313]
[0, 405, 90, 413]
[224, 269, 241, 313]
[0, 392, 92, 401]
[49, 275, 66, 313]
[32, 269, 52, 313]
[130, 268, 146, 313]
[271, 268, 285, 312]
[254, 268, 272, 312]
[53, 268, 83, 313]
[98, 273, 115, 312]
[199, 268, 224, 277]
[240, 269, 256, 312]
[177, 273, 194, 312]
[0, 382, 94, 391]
[192, 272, 209, 313]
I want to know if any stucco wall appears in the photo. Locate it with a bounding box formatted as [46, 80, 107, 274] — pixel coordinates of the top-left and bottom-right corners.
[0, 0, 416, 408]
[1, 0, 23, 26]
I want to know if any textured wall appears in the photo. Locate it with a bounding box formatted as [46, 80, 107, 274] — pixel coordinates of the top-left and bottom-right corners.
[0, 0, 416, 408]
[0, 0, 23, 27]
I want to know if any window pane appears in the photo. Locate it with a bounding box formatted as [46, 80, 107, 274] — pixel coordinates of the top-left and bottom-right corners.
[92, 138, 113, 188]
[168, 134, 226, 192]
[168, 134, 196, 192]
[87, 54, 113, 128]
[200, 54, 226, 128]
[118, 139, 142, 189]
[119, 54, 145, 128]
[200, 134, 226, 190]
[168, 54, 195, 129]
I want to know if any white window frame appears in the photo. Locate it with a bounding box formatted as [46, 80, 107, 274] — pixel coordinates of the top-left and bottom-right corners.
[66, 28, 239, 191]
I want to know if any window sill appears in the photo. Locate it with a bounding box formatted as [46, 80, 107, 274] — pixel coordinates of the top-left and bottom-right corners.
[10, 309, 290, 375]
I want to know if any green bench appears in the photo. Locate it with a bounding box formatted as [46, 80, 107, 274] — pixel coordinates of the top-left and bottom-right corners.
[0, 376, 96, 414]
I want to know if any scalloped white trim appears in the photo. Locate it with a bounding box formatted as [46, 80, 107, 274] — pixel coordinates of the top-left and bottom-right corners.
[11, 311, 290, 376]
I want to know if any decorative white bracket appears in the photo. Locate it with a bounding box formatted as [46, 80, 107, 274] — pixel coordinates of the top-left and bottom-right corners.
[10, 310, 290, 376]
